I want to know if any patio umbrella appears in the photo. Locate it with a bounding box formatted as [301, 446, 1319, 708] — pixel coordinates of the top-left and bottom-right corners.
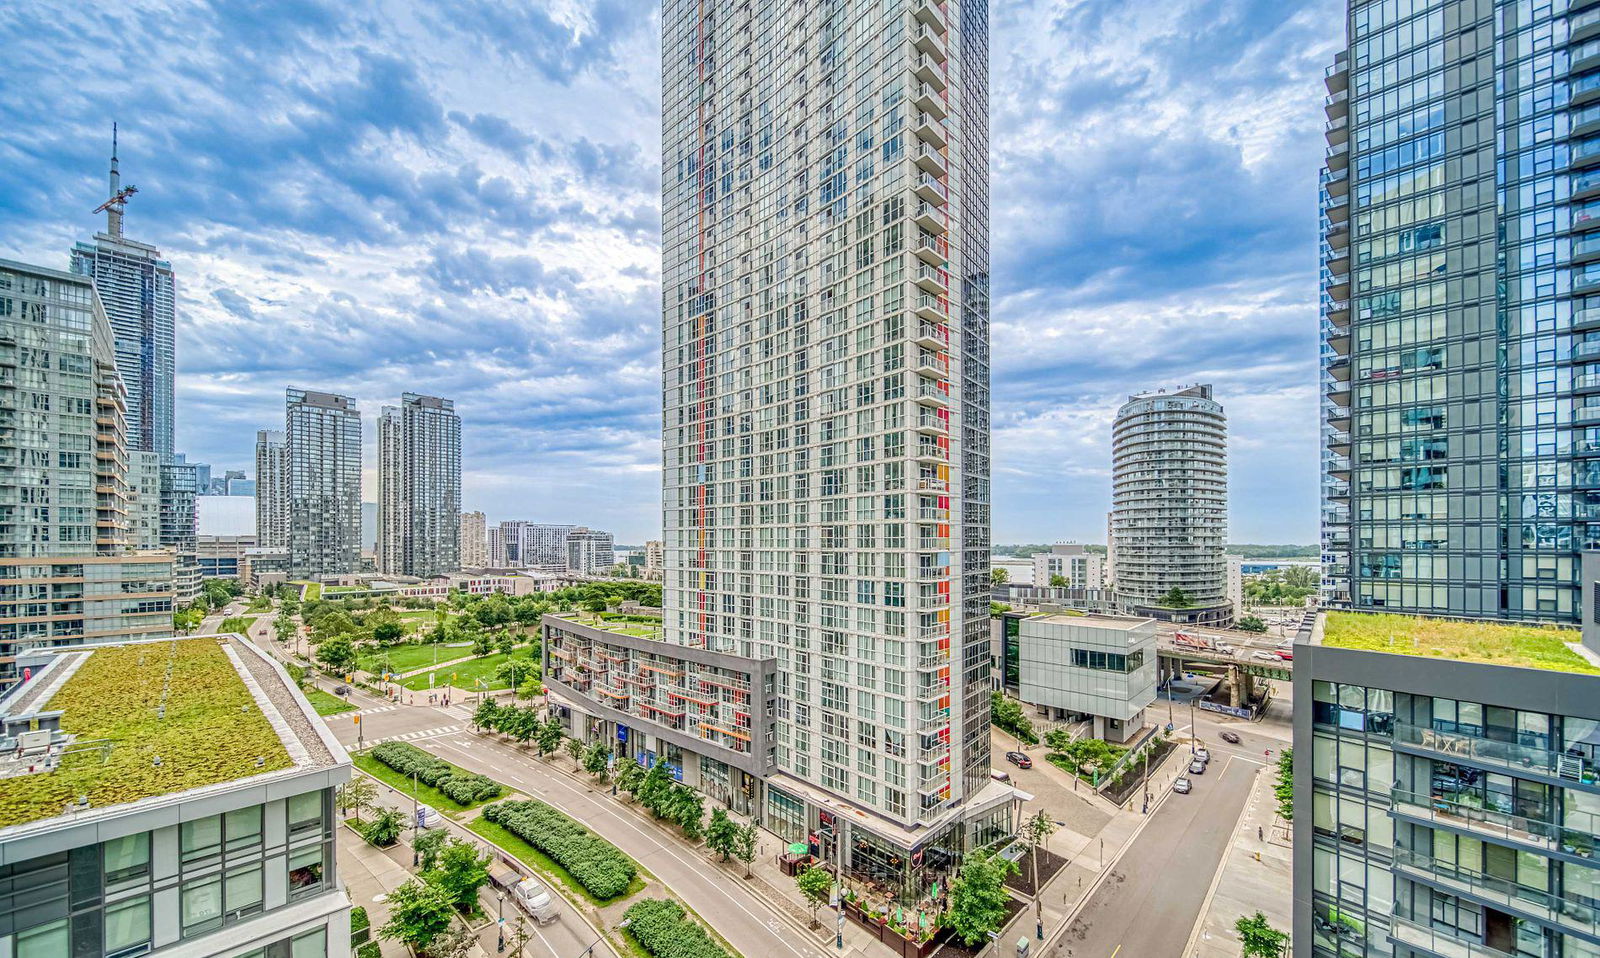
[788, 842, 810, 855]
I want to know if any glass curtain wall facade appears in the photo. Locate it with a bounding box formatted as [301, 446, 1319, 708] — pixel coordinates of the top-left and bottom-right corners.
[660, 0, 991, 839]
[256, 429, 289, 550]
[1323, 0, 1600, 622]
[399, 393, 460, 578]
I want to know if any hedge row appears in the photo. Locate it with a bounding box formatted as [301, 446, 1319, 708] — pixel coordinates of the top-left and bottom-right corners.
[623, 899, 732, 958]
[369, 742, 503, 805]
[482, 800, 637, 900]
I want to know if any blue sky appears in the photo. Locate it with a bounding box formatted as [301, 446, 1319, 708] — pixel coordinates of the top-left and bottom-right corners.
[0, 0, 1339, 545]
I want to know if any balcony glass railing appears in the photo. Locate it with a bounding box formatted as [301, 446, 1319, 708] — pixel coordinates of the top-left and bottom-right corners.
[1574, 7, 1600, 36]
[1577, 136, 1600, 165]
[1574, 339, 1600, 359]
[1577, 168, 1600, 197]
[1393, 848, 1600, 935]
[1387, 916, 1516, 958]
[1576, 69, 1600, 100]
[1394, 722, 1600, 784]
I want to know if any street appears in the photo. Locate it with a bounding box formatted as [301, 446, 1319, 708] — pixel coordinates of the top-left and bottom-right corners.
[1054, 755, 1257, 958]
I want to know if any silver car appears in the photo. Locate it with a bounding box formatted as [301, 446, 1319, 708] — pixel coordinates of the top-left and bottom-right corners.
[1173, 777, 1193, 794]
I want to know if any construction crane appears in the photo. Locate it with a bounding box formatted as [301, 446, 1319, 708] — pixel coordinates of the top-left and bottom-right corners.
[92, 183, 137, 217]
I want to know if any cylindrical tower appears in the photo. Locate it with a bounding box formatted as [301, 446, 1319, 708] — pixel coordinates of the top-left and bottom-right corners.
[1111, 384, 1230, 626]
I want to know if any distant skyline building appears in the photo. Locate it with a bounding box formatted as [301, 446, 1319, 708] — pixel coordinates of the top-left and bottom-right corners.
[377, 394, 461, 577]
[255, 428, 289, 549]
[68, 131, 175, 459]
[1110, 384, 1231, 627]
[460, 510, 488, 567]
[1031, 542, 1105, 590]
[160, 453, 202, 602]
[487, 524, 506, 567]
[564, 527, 614, 575]
[285, 388, 362, 578]
[0, 258, 175, 686]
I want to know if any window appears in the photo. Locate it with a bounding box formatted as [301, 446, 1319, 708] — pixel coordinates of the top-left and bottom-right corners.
[226, 806, 263, 850]
[105, 896, 152, 958]
[226, 864, 265, 920]
[288, 791, 323, 835]
[288, 845, 324, 899]
[16, 920, 68, 958]
[292, 928, 328, 958]
[104, 832, 151, 883]
[181, 877, 224, 936]
[180, 815, 222, 864]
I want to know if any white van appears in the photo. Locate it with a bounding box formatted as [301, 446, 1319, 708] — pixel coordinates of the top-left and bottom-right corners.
[414, 805, 442, 829]
[510, 876, 559, 924]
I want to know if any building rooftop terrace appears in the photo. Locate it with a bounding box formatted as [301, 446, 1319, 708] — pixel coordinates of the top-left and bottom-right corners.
[1317, 611, 1600, 676]
[0, 635, 340, 831]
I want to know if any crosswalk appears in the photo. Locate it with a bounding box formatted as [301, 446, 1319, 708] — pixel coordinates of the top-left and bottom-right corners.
[349, 704, 399, 718]
[369, 724, 461, 745]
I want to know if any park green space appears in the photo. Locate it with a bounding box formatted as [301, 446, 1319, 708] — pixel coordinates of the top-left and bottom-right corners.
[398, 651, 536, 691]
[356, 642, 473, 676]
[303, 687, 356, 716]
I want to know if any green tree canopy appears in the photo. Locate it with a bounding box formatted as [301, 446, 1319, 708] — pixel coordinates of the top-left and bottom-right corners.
[1234, 912, 1289, 958]
[946, 849, 1018, 945]
[380, 879, 455, 952]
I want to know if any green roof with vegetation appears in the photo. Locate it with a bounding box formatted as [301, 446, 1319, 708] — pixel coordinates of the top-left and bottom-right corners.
[1322, 611, 1600, 675]
[0, 638, 293, 829]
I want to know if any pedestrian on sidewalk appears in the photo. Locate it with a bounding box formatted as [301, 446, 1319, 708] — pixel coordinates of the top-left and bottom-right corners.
[1258, 825, 1264, 842]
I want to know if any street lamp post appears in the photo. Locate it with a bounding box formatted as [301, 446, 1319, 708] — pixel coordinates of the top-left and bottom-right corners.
[1190, 696, 1198, 755]
[496, 890, 506, 953]
[411, 770, 421, 867]
[577, 919, 629, 958]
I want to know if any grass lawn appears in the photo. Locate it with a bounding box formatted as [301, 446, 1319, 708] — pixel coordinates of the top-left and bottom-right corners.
[293, 581, 323, 601]
[351, 752, 503, 816]
[357, 642, 472, 676]
[467, 818, 646, 907]
[1323, 611, 1600, 674]
[304, 687, 356, 716]
[399, 651, 536, 691]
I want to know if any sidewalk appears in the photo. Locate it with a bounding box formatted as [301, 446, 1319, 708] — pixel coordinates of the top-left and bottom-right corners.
[338, 819, 495, 958]
[1185, 767, 1293, 958]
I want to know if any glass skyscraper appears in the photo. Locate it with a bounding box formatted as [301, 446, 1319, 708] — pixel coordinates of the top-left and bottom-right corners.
[1322, 0, 1600, 623]
[377, 393, 461, 578]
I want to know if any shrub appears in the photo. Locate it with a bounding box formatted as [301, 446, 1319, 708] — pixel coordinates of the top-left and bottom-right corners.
[350, 906, 370, 935]
[370, 741, 503, 804]
[356, 944, 381, 958]
[623, 899, 733, 958]
[482, 800, 637, 900]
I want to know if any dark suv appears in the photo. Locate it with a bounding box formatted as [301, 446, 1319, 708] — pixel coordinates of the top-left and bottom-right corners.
[1005, 751, 1032, 769]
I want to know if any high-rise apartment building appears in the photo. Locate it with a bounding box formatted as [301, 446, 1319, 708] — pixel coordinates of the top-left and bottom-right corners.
[255, 429, 289, 549]
[1293, 610, 1600, 958]
[377, 406, 402, 574]
[487, 524, 506, 567]
[1031, 542, 1105, 590]
[1110, 384, 1231, 627]
[564, 527, 614, 575]
[493, 521, 576, 569]
[285, 388, 362, 578]
[128, 450, 162, 549]
[68, 133, 175, 460]
[0, 259, 175, 687]
[460, 510, 488, 567]
[377, 395, 461, 577]
[545, 0, 1008, 893]
[1320, 1, 1600, 622]
[644, 539, 665, 577]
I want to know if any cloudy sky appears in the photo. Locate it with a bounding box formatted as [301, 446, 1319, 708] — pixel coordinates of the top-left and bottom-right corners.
[0, 0, 1339, 546]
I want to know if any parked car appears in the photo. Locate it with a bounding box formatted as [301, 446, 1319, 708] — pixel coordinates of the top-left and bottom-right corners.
[1173, 777, 1193, 794]
[1188, 760, 1207, 775]
[1219, 731, 1242, 745]
[1005, 751, 1032, 769]
[1251, 651, 1277, 661]
[1273, 649, 1294, 661]
[1195, 747, 1211, 764]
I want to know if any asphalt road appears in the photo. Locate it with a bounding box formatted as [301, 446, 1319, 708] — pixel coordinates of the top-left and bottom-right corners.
[1055, 755, 1256, 958]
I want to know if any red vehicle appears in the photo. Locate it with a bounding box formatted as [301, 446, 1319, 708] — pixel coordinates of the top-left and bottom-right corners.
[1172, 631, 1215, 651]
[1273, 649, 1294, 661]
[1005, 751, 1032, 769]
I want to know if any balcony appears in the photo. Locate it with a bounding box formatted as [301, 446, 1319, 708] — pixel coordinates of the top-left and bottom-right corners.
[914, 293, 948, 323]
[914, 383, 950, 408]
[914, 230, 949, 266]
[1324, 114, 1348, 146]
[914, 111, 948, 150]
[915, 353, 949, 379]
[914, 0, 947, 34]
[1326, 404, 1351, 430]
[914, 262, 948, 294]
[1326, 140, 1349, 170]
[1325, 322, 1350, 354]
[1577, 168, 1600, 202]
[1576, 204, 1600, 233]
[1576, 135, 1600, 170]
[1574, 339, 1600, 361]
[915, 412, 948, 436]
[1327, 429, 1351, 456]
[1388, 788, 1600, 857]
[1324, 88, 1348, 119]
[915, 140, 948, 177]
[1393, 722, 1599, 785]
[916, 476, 948, 492]
[1392, 848, 1600, 937]
[913, 22, 945, 60]
[914, 321, 949, 350]
[1326, 454, 1351, 479]
[914, 200, 948, 233]
[1575, 233, 1600, 265]
[1324, 55, 1348, 94]
[1326, 354, 1351, 382]
[1575, 6, 1600, 44]
[1387, 917, 1516, 958]
[914, 171, 948, 205]
[1325, 270, 1350, 301]
[1326, 220, 1349, 249]
[1579, 372, 1600, 394]
[1325, 192, 1350, 224]
[915, 440, 948, 464]
[913, 81, 948, 120]
[913, 52, 947, 90]
[1580, 405, 1600, 425]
